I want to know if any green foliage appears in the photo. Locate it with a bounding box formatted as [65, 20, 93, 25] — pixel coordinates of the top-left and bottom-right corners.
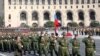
[44, 21, 54, 27]
[68, 22, 78, 27]
[90, 21, 100, 27]
[20, 23, 30, 28]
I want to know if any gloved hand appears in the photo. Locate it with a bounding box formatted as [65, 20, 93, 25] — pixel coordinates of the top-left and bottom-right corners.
[94, 51, 96, 54]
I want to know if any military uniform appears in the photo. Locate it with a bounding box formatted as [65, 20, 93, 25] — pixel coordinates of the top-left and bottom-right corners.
[49, 34, 58, 56]
[70, 37, 80, 56]
[38, 35, 47, 56]
[82, 36, 96, 56]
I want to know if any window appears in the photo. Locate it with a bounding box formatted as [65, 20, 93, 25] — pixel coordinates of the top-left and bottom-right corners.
[65, 0, 67, 4]
[30, 0, 33, 5]
[44, 12, 50, 20]
[71, 6, 72, 8]
[89, 10, 95, 20]
[56, 11, 61, 20]
[70, 0, 73, 4]
[9, 14, 11, 19]
[53, 0, 56, 5]
[25, 0, 28, 5]
[98, 5, 100, 7]
[87, 0, 90, 4]
[82, 5, 84, 8]
[59, 0, 62, 4]
[92, 0, 95, 3]
[8, 0, 11, 5]
[67, 11, 73, 20]
[87, 5, 89, 8]
[32, 11, 38, 20]
[76, 0, 79, 4]
[98, 0, 100, 3]
[48, 0, 51, 5]
[8, 24, 11, 27]
[81, 0, 84, 4]
[20, 11, 27, 20]
[42, 0, 45, 5]
[65, 6, 67, 8]
[76, 6, 78, 8]
[78, 11, 84, 20]
[93, 5, 95, 8]
[19, 0, 22, 5]
[36, 0, 39, 5]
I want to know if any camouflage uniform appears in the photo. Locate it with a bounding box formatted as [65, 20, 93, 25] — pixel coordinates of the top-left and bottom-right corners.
[70, 36, 80, 56]
[82, 35, 96, 56]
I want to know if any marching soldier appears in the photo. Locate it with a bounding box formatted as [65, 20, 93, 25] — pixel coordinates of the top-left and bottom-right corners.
[58, 32, 70, 56]
[38, 32, 48, 56]
[0, 35, 4, 52]
[14, 36, 23, 56]
[70, 35, 80, 56]
[82, 34, 96, 56]
[31, 33, 39, 55]
[49, 33, 58, 56]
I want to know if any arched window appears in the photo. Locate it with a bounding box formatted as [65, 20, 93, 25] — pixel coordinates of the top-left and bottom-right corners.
[89, 10, 95, 20]
[20, 11, 27, 20]
[78, 11, 84, 20]
[56, 11, 61, 20]
[42, 0, 45, 5]
[25, 0, 28, 5]
[70, 0, 73, 4]
[30, 0, 33, 5]
[67, 11, 73, 20]
[8, 0, 11, 5]
[32, 11, 38, 20]
[92, 0, 95, 3]
[81, 0, 84, 4]
[98, 0, 100, 3]
[59, 0, 62, 4]
[65, 0, 67, 4]
[19, 0, 22, 5]
[44, 11, 50, 20]
[87, 0, 90, 4]
[20, 23, 27, 27]
[53, 0, 56, 5]
[8, 14, 11, 19]
[48, 0, 51, 5]
[76, 0, 79, 4]
[36, 0, 39, 5]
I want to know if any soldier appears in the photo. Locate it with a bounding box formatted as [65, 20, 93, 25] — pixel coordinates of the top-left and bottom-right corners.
[70, 35, 80, 56]
[82, 34, 96, 56]
[31, 32, 39, 55]
[38, 31, 48, 56]
[14, 36, 23, 56]
[49, 33, 58, 56]
[0, 35, 4, 52]
[58, 32, 70, 56]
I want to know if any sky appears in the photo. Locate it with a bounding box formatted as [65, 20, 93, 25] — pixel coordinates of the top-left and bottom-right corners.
[0, 0, 4, 17]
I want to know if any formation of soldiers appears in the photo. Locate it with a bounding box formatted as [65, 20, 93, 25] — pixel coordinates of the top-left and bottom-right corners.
[0, 31, 96, 56]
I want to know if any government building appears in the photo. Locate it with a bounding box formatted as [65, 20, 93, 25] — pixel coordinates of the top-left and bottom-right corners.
[4, 0, 100, 27]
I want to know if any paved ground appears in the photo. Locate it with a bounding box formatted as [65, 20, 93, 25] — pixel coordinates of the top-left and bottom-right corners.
[0, 36, 100, 56]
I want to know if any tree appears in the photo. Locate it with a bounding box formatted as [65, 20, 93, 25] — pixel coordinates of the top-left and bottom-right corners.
[90, 21, 100, 27]
[67, 22, 78, 27]
[44, 21, 54, 28]
[0, 16, 4, 27]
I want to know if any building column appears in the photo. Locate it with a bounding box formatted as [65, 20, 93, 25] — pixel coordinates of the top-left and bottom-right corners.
[38, 11, 44, 27]
[73, 11, 78, 23]
[27, 11, 32, 26]
[84, 11, 90, 26]
[62, 11, 67, 27]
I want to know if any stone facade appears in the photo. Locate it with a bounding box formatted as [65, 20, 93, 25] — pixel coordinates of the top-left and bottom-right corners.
[4, 0, 100, 27]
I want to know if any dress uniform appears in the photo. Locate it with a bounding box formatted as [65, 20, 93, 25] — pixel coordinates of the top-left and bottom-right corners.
[70, 35, 80, 56]
[82, 35, 96, 56]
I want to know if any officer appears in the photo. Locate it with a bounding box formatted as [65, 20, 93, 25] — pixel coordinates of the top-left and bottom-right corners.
[49, 33, 58, 56]
[38, 31, 48, 56]
[82, 34, 96, 56]
[70, 35, 80, 56]
[58, 32, 70, 56]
